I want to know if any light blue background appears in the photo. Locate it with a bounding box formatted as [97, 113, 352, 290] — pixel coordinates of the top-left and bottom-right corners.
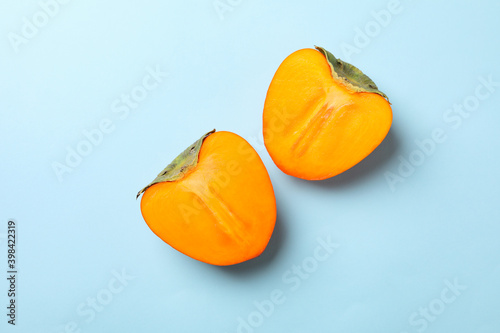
[1, 0, 500, 332]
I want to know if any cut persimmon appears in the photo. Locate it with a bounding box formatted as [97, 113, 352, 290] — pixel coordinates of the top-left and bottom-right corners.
[263, 46, 393, 180]
[137, 130, 276, 266]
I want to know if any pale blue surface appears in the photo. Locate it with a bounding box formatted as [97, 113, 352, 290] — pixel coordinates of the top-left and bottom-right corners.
[1, 0, 500, 332]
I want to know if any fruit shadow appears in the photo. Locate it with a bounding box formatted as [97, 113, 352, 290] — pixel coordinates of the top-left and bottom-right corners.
[293, 128, 400, 188]
[214, 205, 287, 276]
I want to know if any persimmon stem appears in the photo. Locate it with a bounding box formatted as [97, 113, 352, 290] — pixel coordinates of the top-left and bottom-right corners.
[136, 130, 216, 199]
[315, 46, 390, 103]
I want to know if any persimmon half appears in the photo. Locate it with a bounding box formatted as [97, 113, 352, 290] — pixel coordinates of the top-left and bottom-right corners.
[263, 46, 393, 180]
[137, 130, 276, 266]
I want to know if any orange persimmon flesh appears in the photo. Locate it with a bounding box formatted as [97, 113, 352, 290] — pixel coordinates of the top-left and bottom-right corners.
[140, 131, 276, 266]
[263, 48, 393, 180]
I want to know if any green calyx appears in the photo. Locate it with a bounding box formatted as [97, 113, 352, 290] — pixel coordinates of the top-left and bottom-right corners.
[315, 46, 389, 102]
[136, 130, 215, 199]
